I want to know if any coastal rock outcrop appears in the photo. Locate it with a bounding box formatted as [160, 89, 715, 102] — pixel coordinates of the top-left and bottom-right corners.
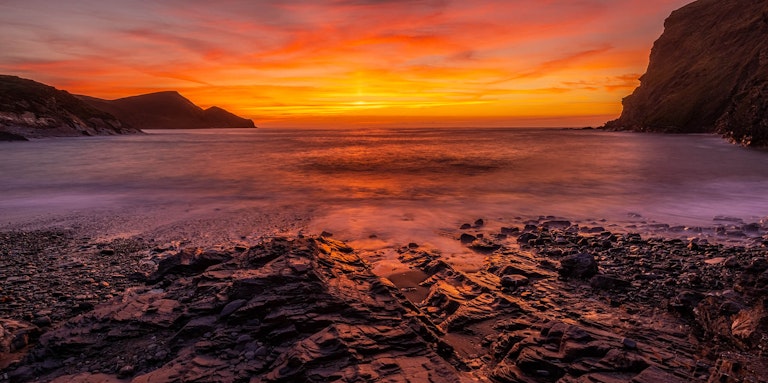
[80, 91, 256, 130]
[604, 0, 768, 146]
[0, 75, 141, 139]
[3, 237, 459, 382]
[3, 218, 768, 382]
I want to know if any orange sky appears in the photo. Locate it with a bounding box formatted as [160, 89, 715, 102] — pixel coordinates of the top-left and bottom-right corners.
[0, 0, 692, 128]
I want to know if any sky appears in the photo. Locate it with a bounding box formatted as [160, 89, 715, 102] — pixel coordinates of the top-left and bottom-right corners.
[0, 0, 693, 128]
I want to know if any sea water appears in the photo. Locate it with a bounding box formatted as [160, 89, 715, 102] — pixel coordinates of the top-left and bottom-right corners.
[2, 128, 768, 249]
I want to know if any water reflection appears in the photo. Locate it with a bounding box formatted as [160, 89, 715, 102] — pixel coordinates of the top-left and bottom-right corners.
[1, 128, 768, 237]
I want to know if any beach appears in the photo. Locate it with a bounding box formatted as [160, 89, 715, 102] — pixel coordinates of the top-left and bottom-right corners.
[2, 128, 768, 382]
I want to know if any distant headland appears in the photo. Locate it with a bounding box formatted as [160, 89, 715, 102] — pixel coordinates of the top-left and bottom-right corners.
[0, 75, 255, 140]
[604, 0, 768, 147]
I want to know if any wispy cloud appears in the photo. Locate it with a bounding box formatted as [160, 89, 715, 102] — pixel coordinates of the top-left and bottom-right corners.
[0, 0, 692, 126]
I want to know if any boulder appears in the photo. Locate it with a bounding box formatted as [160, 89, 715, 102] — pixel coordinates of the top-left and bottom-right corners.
[558, 253, 599, 279]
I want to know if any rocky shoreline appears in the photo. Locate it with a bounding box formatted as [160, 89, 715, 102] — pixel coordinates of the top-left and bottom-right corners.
[1, 216, 767, 382]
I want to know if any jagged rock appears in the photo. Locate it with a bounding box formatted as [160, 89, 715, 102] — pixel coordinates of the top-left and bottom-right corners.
[735, 257, 768, 294]
[590, 274, 631, 290]
[0, 319, 39, 356]
[5, 237, 460, 382]
[500, 274, 529, 289]
[146, 247, 233, 282]
[708, 352, 768, 383]
[604, 0, 768, 147]
[459, 233, 476, 244]
[598, 349, 649, 372]
[6, 218, 768, 382]
[670, 290, 706, 316]
[469, 238, 501, 252]
[517, 232, 538, 245]
[559, 253, 599, 279]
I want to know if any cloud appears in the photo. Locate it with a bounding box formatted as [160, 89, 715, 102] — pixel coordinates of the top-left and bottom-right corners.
[0, 0, 693, 126]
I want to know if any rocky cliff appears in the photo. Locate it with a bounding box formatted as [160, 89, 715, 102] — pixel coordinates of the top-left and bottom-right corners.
[604, 0, 768, 146]
[81, 92, 256, 130]
[0, 75, 140, 140]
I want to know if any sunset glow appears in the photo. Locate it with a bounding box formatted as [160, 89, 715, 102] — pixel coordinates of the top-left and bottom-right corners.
[0, 0, 692, 127]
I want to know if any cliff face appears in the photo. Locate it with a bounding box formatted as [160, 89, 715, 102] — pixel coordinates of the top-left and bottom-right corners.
[81, 92, 256, 130]
[0, 75, 140, 140]
[604, 0, 768, 146]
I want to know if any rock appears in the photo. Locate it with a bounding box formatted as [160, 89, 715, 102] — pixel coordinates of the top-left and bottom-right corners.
[590, 274, 631, 290]
[500, 274, 529, 289]
[0, 75, 142, 139]
[603, 0, 768, 147]
[599, 349, 649, 372]
[516, 232, 538, 245]
[0, 131, 27, 141]
[500, 227, 519, 235]
[117, 364, 135, 378]
[469, 238, 501, 252]
[0, 319, 39, 353]
[459, 233, 477, 244]
[622, 338, 638, 350]
[6, 220, 768, 382]
[632, 366, 686, 383]
[31, 316, 52, 328]
[147, 248, 233, 282]
[735, 257, 768, 294]
[81, 91, 255, 130]
[729, 303, 768, 348]
[5, 237, 461, 383]
[558, 253, 599, 279]
[219, 299, 247, 318]
[543, 220, 571, 229]
[474, 219, 485, 227]
[708, 353, 768, 383]
[460, 223, 472, 230]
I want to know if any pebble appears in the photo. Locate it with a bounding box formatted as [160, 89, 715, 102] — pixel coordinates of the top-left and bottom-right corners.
[622, 338, 638, 350]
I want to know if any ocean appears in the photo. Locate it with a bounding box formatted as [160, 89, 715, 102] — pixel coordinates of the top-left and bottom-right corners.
[2, 127, 768, 254]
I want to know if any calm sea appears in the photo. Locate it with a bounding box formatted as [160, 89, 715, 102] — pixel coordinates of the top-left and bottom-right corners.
[2, 128, 768, 248]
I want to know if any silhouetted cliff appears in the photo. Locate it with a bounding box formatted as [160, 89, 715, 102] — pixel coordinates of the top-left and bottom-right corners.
[0, 75, 140, 140]
[604, 0, 768, 146]
[81, 92, 256, 130]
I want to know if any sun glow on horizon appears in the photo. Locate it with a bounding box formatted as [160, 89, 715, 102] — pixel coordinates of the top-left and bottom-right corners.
[0, 0, 693, 127]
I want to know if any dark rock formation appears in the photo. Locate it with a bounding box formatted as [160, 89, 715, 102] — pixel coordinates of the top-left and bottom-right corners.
[0, 319, 40, 370]
[4, 217, 768, 382]
[604, 0, 768, 147]
[3, 237, 459, 382]
[558, 252, 598, 279]
[0, 75, 141, 139]
[0, 132, 27, 141]
[80, 91, 256, 130]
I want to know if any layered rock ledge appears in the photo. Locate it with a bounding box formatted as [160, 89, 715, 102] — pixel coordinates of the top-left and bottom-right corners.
[1, 219, 767, 382]
[2, 237, 458, 382]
